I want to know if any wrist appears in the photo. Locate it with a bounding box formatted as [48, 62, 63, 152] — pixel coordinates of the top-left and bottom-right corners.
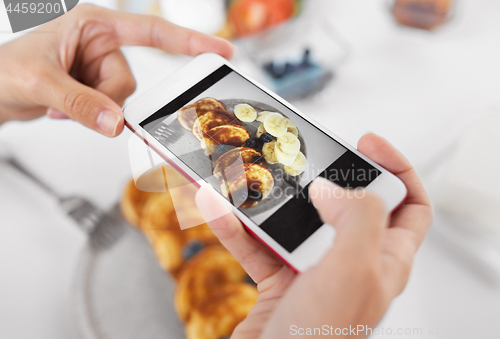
[0, 70, 11, 125]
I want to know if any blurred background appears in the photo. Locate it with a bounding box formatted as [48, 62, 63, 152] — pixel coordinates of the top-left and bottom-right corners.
[0, 0, 499, 338]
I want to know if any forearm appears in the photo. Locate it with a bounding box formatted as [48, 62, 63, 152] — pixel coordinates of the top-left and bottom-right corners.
[0, 75, 7, 125]
[0, 42, 15, 125]
[0, 37, 48, 125]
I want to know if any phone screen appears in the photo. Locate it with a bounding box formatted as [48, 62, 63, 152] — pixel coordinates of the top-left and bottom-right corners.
[140, 65, 380, 252]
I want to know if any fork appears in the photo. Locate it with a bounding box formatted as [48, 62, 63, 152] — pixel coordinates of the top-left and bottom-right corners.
[153, 123, 183, 144]
[5, 157, 125, 251]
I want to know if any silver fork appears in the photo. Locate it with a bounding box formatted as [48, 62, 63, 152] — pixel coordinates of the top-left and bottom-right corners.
[5, 157, 125, 251]
[153, 123, 182, 144]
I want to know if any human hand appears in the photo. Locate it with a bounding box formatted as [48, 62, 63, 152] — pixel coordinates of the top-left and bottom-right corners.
[0, 4, 234, 137]
[195, 132, 432, 338]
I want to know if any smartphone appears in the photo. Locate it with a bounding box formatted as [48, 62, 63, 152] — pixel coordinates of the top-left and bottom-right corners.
[124, 53, 407, 272]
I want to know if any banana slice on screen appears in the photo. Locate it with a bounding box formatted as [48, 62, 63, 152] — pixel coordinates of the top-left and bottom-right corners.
[284, 118, 297, 129]
[276, 132, 300, 156]
[287, 126, 299, 137]
[275, 143, 296, 165]
[284, 152, 307, 176]
[284, 117, 298, 136]
[291, 152, 307, 171]
[262, 140, 279, 164]
[256, 123, 267, 138]
[256, 111, 274, 122]
[234, 104, 257, 122]
[264, 113, 287, 137]
[284, 167, 304, 176]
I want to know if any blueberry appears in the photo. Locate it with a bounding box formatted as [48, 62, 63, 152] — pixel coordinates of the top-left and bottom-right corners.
[259, 133, 274, 143]
[245, 138, 257, 148]
[249, 189, 263, 202]
[182, 241, 204, 261]
[252, 156, 263, 164]
[245, 275, 258, 286]
[252, 140, 263, 153]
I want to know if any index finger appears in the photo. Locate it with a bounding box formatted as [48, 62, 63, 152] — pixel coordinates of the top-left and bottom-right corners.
[109, 10, 235, 59]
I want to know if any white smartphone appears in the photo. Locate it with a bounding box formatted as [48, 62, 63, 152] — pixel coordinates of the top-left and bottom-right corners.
[124, 53, 407, 273]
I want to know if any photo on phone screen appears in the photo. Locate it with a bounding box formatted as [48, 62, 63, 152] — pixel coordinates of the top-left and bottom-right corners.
[140, 65, 380, 252]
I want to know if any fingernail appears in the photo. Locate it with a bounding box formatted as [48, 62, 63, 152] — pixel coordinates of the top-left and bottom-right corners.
[47, 108, 70, 120]
[362, 131, 374, 136]
[97, 109, 121, 137]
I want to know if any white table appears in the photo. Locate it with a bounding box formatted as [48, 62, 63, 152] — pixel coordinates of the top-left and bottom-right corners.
[1, 0, 499, 338]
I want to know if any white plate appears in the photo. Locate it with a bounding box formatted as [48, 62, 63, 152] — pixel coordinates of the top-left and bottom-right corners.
[73, 206, 185, 339]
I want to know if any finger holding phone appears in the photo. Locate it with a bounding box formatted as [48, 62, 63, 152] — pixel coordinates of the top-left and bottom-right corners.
[0, 4, 234, 136]
[195, 132, 432, 339]
[0, 5, 432, 338]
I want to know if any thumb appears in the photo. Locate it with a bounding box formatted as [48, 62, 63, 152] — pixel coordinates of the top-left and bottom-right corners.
[309, 177, 388, 260]
[42, 73, 124, 137]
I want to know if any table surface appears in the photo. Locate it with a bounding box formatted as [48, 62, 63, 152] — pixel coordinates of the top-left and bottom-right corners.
[1, 0, 500, 338]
